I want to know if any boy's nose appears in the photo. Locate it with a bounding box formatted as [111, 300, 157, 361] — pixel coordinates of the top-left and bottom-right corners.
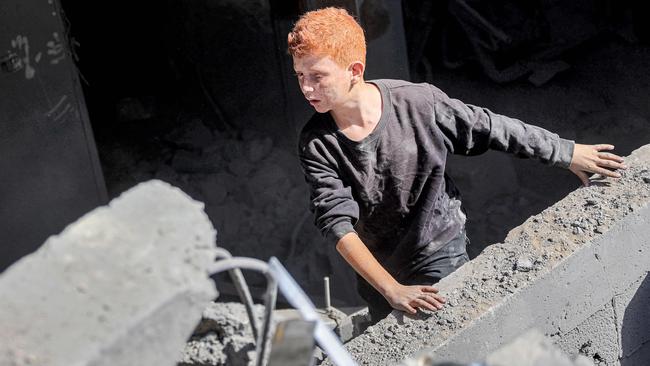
[301, 83, 314, 93]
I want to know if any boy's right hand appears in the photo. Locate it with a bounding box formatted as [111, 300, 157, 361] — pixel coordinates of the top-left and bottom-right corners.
[335, 232, 446, 315]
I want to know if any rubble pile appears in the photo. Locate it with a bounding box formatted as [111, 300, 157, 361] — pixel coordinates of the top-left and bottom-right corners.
[179, 302, 266, 366]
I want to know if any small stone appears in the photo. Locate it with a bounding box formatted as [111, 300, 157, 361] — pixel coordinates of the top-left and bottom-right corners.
[585, 199, 598, 206]
[571, 221, 587, 229]
[642, 176, 650, 184]
[515, 257, 533, 272]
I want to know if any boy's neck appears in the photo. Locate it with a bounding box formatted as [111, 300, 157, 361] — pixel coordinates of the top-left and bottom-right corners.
[330, 81, 382, 134]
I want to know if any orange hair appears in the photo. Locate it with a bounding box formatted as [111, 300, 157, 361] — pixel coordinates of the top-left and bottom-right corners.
[287, 7, 366, 67]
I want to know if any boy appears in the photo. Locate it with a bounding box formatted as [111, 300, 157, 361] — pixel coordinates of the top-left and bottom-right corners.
[289, 7, 626, 321]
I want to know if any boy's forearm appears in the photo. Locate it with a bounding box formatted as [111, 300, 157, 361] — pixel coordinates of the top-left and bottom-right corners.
[335, 232, 399, 296]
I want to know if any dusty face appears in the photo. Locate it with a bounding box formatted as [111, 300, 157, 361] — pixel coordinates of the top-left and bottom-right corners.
[292, 54, 353, 113]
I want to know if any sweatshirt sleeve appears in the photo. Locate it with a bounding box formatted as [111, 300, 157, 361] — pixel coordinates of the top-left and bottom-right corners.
[429, 84, 575, 168]
[298, 137, 359, 245]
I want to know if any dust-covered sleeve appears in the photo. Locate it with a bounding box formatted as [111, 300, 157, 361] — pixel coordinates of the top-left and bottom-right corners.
[429, 84, 574, 168]
[298, 137, 359, 245]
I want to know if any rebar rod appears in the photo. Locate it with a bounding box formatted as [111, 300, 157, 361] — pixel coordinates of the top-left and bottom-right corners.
[210, 257, 277, 366]
[214, 248, 259, 340]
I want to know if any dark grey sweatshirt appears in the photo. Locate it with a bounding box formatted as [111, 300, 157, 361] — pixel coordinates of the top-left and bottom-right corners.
[297, 79, 574, 279]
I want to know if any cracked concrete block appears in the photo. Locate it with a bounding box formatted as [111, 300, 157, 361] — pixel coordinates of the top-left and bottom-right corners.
[516, 241, 613, 334]
[396, 235, 620, 364]
[592, 206, 650, 295]
[0, 180, 218, 366]
[553, 301, 619, 365]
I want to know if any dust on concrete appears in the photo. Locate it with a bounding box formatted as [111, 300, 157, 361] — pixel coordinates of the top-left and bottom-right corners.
[323, 145, 650, 366]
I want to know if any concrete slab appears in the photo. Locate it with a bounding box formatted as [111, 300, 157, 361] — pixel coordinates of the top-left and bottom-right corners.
[593, 213, 650, 296]
[0, 180, 218, 366]
[553, 301, 619, 365]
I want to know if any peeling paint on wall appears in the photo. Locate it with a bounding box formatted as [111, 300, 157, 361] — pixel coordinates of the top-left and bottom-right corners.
[10, 35, 36, 79]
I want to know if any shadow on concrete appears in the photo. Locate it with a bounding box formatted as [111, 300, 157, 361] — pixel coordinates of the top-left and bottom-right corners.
[621, 273, 650, 365]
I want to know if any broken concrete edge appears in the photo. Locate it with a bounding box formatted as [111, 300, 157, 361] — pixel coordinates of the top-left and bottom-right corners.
[324, 144, 650, 366]
[0, 180, 219, 366]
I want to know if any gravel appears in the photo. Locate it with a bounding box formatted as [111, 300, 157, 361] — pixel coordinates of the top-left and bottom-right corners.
[178, 302, 266, 366]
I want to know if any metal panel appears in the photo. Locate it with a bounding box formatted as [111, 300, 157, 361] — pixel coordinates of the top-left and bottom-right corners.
[0, 0, 106, 271]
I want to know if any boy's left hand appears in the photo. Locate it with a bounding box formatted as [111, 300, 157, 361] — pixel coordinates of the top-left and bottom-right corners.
[569, 144, 627, 186]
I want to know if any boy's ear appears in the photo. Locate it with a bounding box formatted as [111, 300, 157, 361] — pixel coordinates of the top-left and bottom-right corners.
[349, 61, 365, 84]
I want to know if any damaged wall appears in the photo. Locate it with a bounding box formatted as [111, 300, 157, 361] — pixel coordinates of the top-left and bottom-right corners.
[0, 0, 107, 271]
[330, 144, 650, 366]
